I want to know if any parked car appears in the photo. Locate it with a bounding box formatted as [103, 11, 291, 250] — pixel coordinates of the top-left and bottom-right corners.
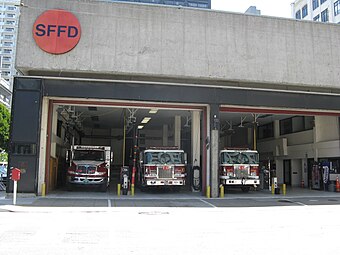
[0, 165, 7, 184]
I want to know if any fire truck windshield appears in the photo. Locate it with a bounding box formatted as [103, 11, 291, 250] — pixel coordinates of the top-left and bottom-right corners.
[73, 150, 105, 161]
[221, 151, 259, 164]
[145, 151, 184, 164]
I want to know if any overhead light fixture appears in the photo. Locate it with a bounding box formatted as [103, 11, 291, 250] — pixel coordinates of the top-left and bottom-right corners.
[149, 109, 158, 114]
[141, 117, 151, 124]
[138, 125, 144, 129]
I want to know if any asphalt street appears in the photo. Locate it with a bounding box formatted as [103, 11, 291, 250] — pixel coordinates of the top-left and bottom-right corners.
[1, 188, 340, 255]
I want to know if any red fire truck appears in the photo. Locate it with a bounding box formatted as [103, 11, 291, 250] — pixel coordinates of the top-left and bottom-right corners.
[138, 147, 187, 190]
[219, 148, 260, 192]
[66, 145, 112, 192]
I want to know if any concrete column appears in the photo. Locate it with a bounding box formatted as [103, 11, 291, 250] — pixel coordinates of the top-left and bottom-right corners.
[191, 111, 200, 167]
[274, 120, 280, 138]
[210, 104, 220, 198]
[37, 98, 49, 195]
[211, 130, 219, 198]
[50, 105, 58, 158]
[162, 124, 168, 146]
[174, 116, 181, 148]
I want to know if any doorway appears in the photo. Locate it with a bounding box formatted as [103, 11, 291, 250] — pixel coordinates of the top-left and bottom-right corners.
[283, 159, 291, 186]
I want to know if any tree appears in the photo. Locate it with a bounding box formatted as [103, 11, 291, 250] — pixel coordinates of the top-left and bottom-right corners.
[0, 104, 10, 153]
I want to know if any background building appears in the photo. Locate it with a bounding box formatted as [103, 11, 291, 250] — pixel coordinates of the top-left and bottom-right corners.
[245, 6, 261, 15]
[0, 77, 10, 108]
[0, 0, 20, 92]
[292, 0, 340, 23]
[104, 0, 211, 9]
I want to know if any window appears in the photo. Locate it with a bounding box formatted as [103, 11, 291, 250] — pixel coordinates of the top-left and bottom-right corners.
[280, 116, 314, 135]
[335, 1, 340, 16]
[296, 10, 301, 19]
[321, 0, 327, 4]
[321, 8, 329, 22]
[258, 122, 274, 139]
[313, 14, 320, 21]
[313, 0, 319, 10]
[280, 118, 293, 135]
[11, 143, 37, 155]
[302, 5, 308, 18]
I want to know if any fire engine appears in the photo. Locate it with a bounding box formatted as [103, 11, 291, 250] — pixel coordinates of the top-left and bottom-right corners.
[66, 145, 112, 192]
[138, 147, 187, 190]
[219, 148, 260, 192]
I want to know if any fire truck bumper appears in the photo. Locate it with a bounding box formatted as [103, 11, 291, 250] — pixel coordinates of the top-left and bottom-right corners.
[220, 177, 260, 186]
[146, 179, 185, 186]
[67, 176, 107, 185]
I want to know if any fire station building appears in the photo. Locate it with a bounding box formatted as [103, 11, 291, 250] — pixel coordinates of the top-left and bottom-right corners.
[8, 0, 340, 197]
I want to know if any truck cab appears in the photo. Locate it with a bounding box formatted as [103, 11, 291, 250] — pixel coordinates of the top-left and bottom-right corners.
[66, 145, 111, 192]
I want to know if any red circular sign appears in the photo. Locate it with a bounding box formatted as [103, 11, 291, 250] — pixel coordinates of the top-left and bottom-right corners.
[33, 9, 81, 54]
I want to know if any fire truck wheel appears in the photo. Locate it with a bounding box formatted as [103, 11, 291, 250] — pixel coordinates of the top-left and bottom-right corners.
[140, 184, 146, 192]
[172, 186, 181, 192]
[99, 182, 108, 192]
[122, 188, 128, 195]
[241, 187, 250, 193]
[66, 183, 73, 191]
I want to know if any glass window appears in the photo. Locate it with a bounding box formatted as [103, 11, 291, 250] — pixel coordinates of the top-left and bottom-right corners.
[321, 0, 327, 4]
[313, 14, 320, 21]
[221, 151, 259, 164]
[302, 5, 308, 18]
[321, 8, 329, 22]
[11, 143, 37, 155]
[296, 10, 301, 19]
[335, 1, 340, 16]
[73, 150, 105, 161]
[144, 151, 185, 164]
[313, 0, 319, 10]
[304, 116, 314, 130]
[280, 116, 314, 135]
[292, 116, 304, 133]
[280, 118, 293, 135]
[258, 122, 274, 139]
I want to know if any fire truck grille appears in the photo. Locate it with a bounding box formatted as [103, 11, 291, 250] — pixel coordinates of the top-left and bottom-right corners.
[158, 166, 173, 179]
[235, 167, 249, 178]
[77, 165, 97, 173]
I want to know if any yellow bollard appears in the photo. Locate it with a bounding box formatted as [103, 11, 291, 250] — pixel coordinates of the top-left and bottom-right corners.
[283, 184, 286, 196]
[41, 182, 46, 197]
[131, 184, 135, 196]
[206, 186, 211, 198]
[117, 184, 121, 197]
[271, 183, 275, 195]
[220, 185, 224, 198]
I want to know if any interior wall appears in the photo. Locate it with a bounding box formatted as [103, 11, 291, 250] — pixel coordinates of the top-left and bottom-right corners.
[315, 116, 340, 142]
[291, 159, 302, 187]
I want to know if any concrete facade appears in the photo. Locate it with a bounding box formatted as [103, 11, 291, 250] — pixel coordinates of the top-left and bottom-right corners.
[16, 0, 340, 93]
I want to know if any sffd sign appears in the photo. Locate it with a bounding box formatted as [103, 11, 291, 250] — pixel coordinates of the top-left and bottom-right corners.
[33, 9, 81, 54]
